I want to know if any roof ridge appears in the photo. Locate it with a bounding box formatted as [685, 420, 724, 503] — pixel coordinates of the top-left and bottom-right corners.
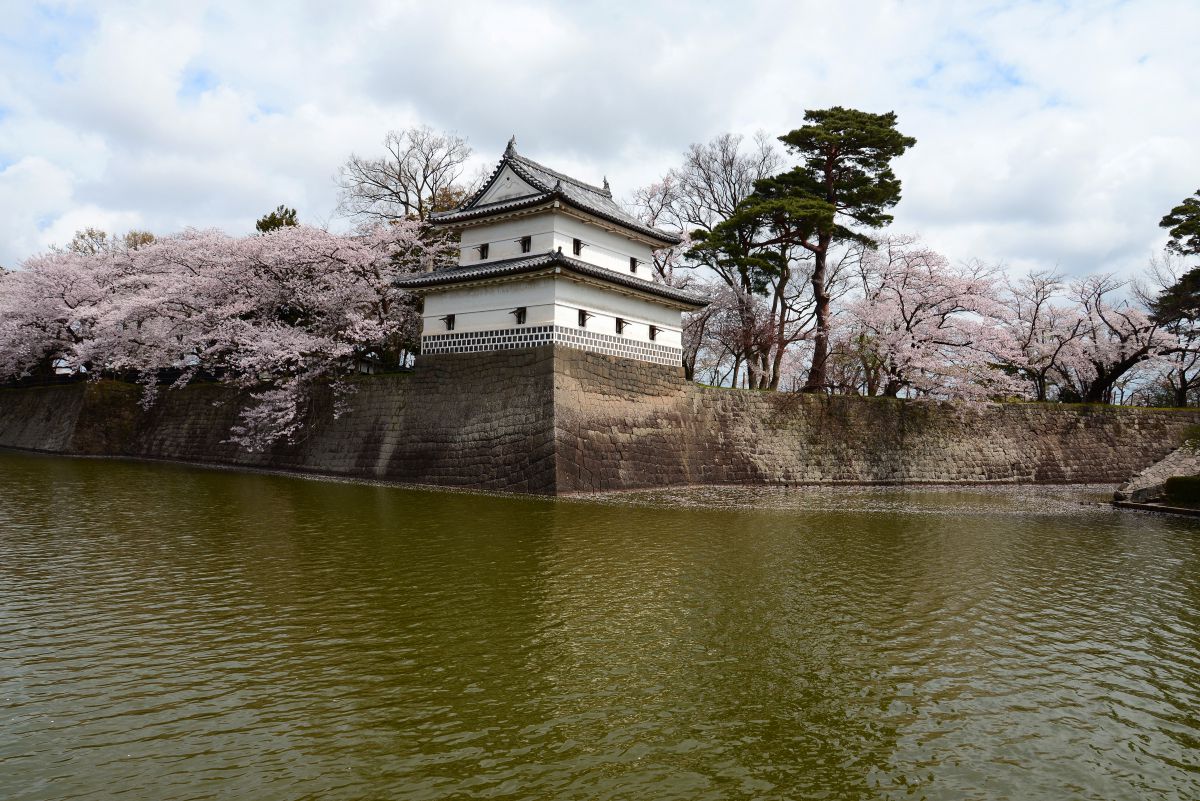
[510, 153, 612, 198]
[437, 143, 680, 246]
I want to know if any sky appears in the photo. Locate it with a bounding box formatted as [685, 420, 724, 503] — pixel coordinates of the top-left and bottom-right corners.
[0, 0, 1197, 278]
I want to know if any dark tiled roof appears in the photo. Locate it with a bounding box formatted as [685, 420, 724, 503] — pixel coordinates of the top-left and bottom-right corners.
[430, 143, 683, 246]
[395, 251, 708, 309]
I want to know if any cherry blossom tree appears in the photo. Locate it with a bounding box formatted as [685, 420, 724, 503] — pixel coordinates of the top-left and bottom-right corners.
[989, 270, 1086, 401]
[0, 248, 120, 379]
[681, 283, 774, 388]
[838, 236, 1015, 399]
[1054, 275, 1168, 403]
[0, 222, 452, 450]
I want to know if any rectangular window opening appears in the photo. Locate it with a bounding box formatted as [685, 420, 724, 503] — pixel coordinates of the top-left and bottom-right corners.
[442, 314, 455, 331]
[572, 238, 584, 256]
[629, 257, 638, 273]
[616, 317, 626, 335]
[578, 309, 591, 328]
[519, 236, 532, 253]
[513, 306, 527, 325]
[649, 325, 658, 341]
[477, 243, 489, 259]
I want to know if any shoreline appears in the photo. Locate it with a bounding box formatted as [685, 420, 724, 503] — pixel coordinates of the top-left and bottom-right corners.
[0, 443, 1125, 499]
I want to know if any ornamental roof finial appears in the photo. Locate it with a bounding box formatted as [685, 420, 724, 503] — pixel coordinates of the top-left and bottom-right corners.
[505, 135, 517, 156]
[602, 176, 611, 195]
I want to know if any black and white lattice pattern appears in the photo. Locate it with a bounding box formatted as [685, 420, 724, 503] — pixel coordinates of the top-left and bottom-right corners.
[423, 325, 555, 354]
[422, 324, 682, 366]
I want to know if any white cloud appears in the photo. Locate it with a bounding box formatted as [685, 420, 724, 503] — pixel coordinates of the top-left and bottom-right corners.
[0, 0, 1197, 278]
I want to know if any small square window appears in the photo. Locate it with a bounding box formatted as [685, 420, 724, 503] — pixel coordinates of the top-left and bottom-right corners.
[649, 325, 658, 341]
[477, 243, 489, 259]
[519, 236, 532, 253]
[573, 238, 584, 256]
[629, 257, 638, 273]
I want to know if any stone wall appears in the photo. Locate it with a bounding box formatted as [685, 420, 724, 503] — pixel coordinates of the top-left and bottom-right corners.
[0, 348, 558, 493]
[0, 382, 90, 452]
[552, 349, 1200, 493]
[2, 346, 1197, 495]
[1114, 444, 1200, 502]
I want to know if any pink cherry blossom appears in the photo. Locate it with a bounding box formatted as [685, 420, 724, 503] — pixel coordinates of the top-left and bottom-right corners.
[0, 222, 453, 449]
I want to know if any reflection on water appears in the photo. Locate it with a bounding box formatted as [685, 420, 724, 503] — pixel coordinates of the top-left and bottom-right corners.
[1, 450, 1199, 800]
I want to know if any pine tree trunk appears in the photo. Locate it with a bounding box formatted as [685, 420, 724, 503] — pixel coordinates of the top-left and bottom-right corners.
[803, 244, 830, 393]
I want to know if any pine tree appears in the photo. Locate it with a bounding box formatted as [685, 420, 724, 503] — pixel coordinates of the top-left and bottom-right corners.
[255, 205, 299, 233]
[694, 107, 916, 391]
[1160, 189, 1200, 257]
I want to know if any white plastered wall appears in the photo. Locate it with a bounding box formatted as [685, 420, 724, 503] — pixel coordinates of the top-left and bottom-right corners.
[458, 213, 556, 265]
[476, 165, 537, 204]
[455, 209, 659, 277]
[421, 275, 683, 348]
[422, 278, 557, 334]
[552, 278, 682, 347]
[549, 214, 656, 276]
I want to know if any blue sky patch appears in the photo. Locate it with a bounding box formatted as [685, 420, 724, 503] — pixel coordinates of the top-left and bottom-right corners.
[0, 4, 96, 81]
[179, 67, 219, 100]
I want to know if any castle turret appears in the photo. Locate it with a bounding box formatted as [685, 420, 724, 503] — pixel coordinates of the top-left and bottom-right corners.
[395, 140, 707, 367]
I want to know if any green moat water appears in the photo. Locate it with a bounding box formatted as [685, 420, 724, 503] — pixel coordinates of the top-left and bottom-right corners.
[2, 450, 1199, 800]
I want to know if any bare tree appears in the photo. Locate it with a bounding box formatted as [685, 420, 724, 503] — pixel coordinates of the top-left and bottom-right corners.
[634, 133, 798, 387]
[56, 227, 156, 255]
[632, 133, 782, 287]
[673, 132, 783, 235]
[61, 227, 113, 255]
[336, 126, 473, 223]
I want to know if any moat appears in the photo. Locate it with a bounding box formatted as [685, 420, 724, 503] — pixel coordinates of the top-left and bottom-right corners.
[2, 449, 1199, 800]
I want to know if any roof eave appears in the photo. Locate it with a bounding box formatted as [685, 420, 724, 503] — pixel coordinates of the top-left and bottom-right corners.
[396, 252, 708, 309]
[550, 199, 682, 247]
[428, 196, 554, 229]
[430, 191, 682, 248]
[554, 268, 708, 311]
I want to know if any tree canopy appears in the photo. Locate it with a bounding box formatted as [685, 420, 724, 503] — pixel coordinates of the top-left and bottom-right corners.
[59, 227, 155, 254]
[0, 223, 452, 448]
[1151, 266, 1200, 326]
[1160, 189, 1200, 257]
[692, 107, 916, 391]
[255, 205, 299, 233]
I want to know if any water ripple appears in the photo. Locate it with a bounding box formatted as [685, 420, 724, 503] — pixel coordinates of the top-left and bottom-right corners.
[2, 452, 1200, 799]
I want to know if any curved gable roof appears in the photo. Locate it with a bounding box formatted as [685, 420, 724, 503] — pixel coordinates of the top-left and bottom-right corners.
[430, 140, 683, 247]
